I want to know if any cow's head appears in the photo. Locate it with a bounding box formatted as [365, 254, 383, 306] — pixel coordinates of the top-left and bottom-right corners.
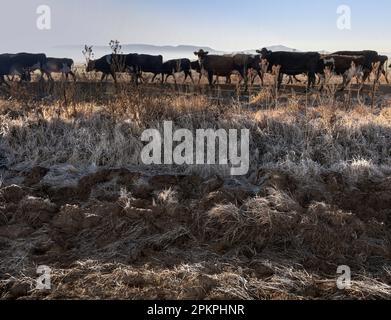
[194, 49, 209, 69]
[86, 60, 95, 72]
[65, 59, 74, 67]
[379, 55, 388, 65]
[256, 48, 271, 59]
[194, 49, 209, 59]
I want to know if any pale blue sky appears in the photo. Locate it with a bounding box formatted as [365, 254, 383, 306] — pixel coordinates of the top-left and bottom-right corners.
[1, 0, 390, 53]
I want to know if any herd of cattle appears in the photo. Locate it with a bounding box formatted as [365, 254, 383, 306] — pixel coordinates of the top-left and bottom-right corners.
[0, 49, 389, 91]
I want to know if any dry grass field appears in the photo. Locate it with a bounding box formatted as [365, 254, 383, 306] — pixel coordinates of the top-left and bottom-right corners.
[0, 71, 390, 299]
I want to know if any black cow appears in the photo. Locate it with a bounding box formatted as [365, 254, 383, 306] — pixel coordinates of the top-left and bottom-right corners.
[86, 54, 128, 83]
[319, 54, 366, 90]
[232, 54, 264, 87]
[0, 53, 46, 86]
[256, 48, 321, 90]
[190, 58, 232, 85]
[126, 54, 163, 84]
[41, 58, 76, 82]
[332, 50, 379, 82]
[152, 58, 193, 84]
[194, 49, 235, 86]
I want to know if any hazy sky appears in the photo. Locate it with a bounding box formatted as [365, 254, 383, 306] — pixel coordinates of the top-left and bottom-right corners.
[1, 0, 391, 53]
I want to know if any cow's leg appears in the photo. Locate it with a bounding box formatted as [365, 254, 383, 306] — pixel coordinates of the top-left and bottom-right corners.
[165, 74, 171, 83]
[38, 70, 45, 82]
[100, 73, 107, 82]
[111, 71, 117, 84]
[305, 74, 310, 91]
[257, 71, 264, 86]
[152, 72, 161, 83]
[250, 74, 255, 86]
[188, 71, 194, 85]
[18, 73, 24, 83]
[208, 71, 214, 86]
[239, 69, 248, 89]
[171, 73, 177, 84]
[277, 73, 283, 89]
[69, 71, 76, 82]
[0, 75, 10, 87]
[318, 73, 325, 92]
[375, 68, 382, 84]
[340, 75, 346, 91]
[197, 73, 202, 85]
[383, 70, 389, 84]
[246, 70, 253, 86]
[41, 71, 51, 82]
[21, 70, 32, 83]
[316, 75, 322, 86]
[189, 72, 195, 85]
[311, 75, 316, 88]
[362, 70, 370, 84]
[139, 73, 147, 84]
[311, 73, 316, 88]
[250, 72, 256, 86]
[312, 74, 317, 88]
[4, 76, 11, 87]
[306, 73, 315, 91]
[340, 74, 348, 91]
[134, 73, 140, 85]
[293, 75, 302, 84]
[135, 72, 142, 85]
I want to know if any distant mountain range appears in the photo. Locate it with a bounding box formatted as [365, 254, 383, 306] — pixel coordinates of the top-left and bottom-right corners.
[51, 44, 222, 62]
[50, 44, 299, 63]
[49, 44, 391, 63]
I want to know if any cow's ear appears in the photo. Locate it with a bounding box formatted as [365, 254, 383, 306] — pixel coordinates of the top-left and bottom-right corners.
[205, 51, 209, 55]
[194, 51, 198, 56]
